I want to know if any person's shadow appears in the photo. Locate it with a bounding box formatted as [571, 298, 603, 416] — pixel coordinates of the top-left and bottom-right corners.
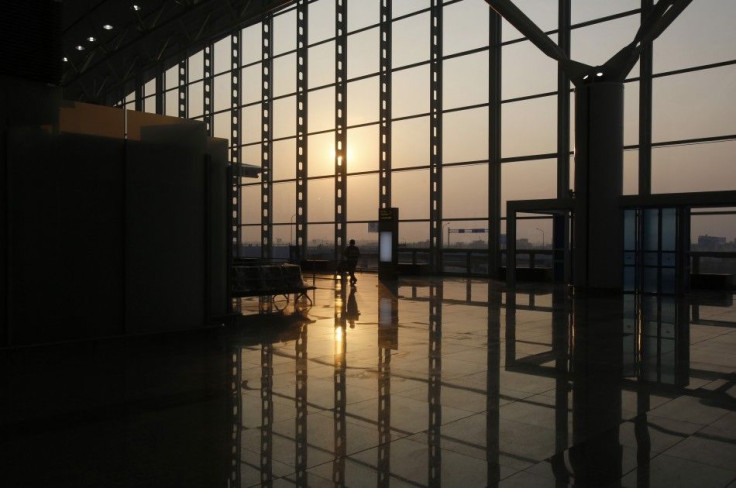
[345, 286, 360, 328]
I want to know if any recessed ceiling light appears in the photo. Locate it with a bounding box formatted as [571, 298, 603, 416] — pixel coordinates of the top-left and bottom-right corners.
[133, 4, 141, 11]
[75, 45, 85, 51]
[103, 24, 113, 30]
[63, 57, 68, 62]
[87, 36, 96, 42]
[596, 72, 604, 77]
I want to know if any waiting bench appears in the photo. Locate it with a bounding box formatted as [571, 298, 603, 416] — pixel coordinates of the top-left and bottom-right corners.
[232, 264, 315, 310]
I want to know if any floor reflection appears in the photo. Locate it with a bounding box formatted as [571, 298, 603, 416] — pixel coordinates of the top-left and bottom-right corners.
[2, 274, 735, 487]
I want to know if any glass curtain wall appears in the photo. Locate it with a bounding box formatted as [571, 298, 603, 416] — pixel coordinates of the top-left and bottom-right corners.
[122, 0, 736, 273]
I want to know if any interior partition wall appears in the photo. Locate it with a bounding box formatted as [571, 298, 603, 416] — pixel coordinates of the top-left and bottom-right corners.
[120, 0, 736, 278]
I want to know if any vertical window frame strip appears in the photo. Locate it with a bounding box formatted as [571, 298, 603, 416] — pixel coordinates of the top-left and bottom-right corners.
[204, 45, 214, 135]
[557, 0, 571, 197]
[379, 0, 392, 210]
[639, 0, 653, 195]
[178, 58, 187, 119]
[488, 5, 502, 279]
[261, 17, 274, 261]
[334, 0, 348, 260]
[296, 0, 309, 260]
[429, 0, 443, 273]
[155, 67, 165, 115]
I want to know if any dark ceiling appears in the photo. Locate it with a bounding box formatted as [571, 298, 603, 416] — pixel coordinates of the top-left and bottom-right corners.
[61, 0, 295, 103]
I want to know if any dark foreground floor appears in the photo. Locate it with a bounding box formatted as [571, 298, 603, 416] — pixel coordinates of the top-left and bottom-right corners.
[2, 273, 735, 487]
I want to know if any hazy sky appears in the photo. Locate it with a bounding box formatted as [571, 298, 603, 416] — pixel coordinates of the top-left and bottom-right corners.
[135, 0, 736, 245]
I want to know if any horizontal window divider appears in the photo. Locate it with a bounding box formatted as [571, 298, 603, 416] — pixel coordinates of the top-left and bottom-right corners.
[650, 134, 736, 149]
[501, 91, 558, 104]
[652, 59, 736, 79]
[501, 153, 559, 163]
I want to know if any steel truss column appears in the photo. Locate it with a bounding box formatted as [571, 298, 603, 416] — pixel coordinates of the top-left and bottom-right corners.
[260, 344, 274, 485]
[379, 0, 392, 210]
[333, 284, 347, 485]
[557, 0, 570, 197]
[639, 0, 653, 196]
[261, 17, 274, 261]
[296, 0, 309, 260]
[232, 33, 243, 261]
[334, 0, 348, 261]
[178, 58, 187, 119]
[230, 349, 242, 487]
[429, 0, 443, 273]
[377, 347, 391, 487]
[428, 284, 442, 486]
[204, 45, 214, 136]
[295, 325, 308, 485]
[155, 68, 165, 115]
[488, 9, 502, 279]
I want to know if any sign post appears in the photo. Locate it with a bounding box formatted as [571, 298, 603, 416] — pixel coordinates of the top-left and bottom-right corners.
[378, 207, 399, 281]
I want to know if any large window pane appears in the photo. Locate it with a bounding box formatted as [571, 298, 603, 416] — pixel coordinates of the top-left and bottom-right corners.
[392, 116, 430, 168]
[443, 165, 488, 219]
[241, 63, 262, 105]
[308, 87, 335, 133]
[308, 41, 335, 88]
[443, 1, 489, 56]
[307, 132, 335, 177]
[188, 51, 203, 82]
[348, 76, 379, 126]
[348, 174, 379, 221]
[653, 66, 736, 143]
[501, 159, 556, 217]
[273, 95, 296, 139]
[652, 141, 736, 194]
[502, 40, 557, 100]
[348, 28, 379, 79]
[503, 0, 557, 41]
[399, 222, 429, 247]
[241, 185, 260, 225]
[444, 51, 488, 110]
[272, 181, 296, 224]
[273, 9, 296, 55]
[213, 111, 230, 142]
[188, 82, 203, 118]
[241, 104, 261, 144]
[309, 0, 335, 44]
[347, 124, 379, 173]
[308, 178, 335, 222]
[349, 1, 379, 32]
[213, 73, 231, 112]
[213, 37, 231, 75]
[393, 65, 429, 118]
[393, 1, 429, 19]
[502, 96, 557, 158]
[242, 25, 262, 66]
[273, 138, 296, 181]
[571, 16, 640, 74]
[571, 0, 639, 24]
[655, 1, 736, 73]
[443, 107, 488, 163]
[273, 53, 296, 97]
[393, 170, 429, 220]
[392, 12, 429, 68]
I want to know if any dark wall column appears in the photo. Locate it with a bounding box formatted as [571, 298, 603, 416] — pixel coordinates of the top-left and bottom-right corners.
[573, 82, 624, 290]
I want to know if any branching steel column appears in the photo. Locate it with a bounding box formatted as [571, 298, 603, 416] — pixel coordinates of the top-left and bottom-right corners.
[429, 0, 443, 273]
[261, 17, 274, 261]
[155, 68, 165, 115]
[204, 45, 214, 135]
[178, 58, 187, 119]
[334, 0, 348, 260]
[260, 344, 274, 485]
[428, 283, 442, 486]
[639, 0, 654, 195]
[295, 325, 308, 485]
[557, 0, 571, 197]
[379, 0, 392, 210]
[296, 0, 309, 260]
[488, 9, 502, 279]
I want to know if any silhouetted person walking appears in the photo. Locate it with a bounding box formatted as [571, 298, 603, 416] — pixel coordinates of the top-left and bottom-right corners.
[343, 239, 360, 285]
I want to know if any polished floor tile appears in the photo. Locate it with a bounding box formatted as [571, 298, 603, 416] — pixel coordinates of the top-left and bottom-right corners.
[2, 273, 736, 487]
